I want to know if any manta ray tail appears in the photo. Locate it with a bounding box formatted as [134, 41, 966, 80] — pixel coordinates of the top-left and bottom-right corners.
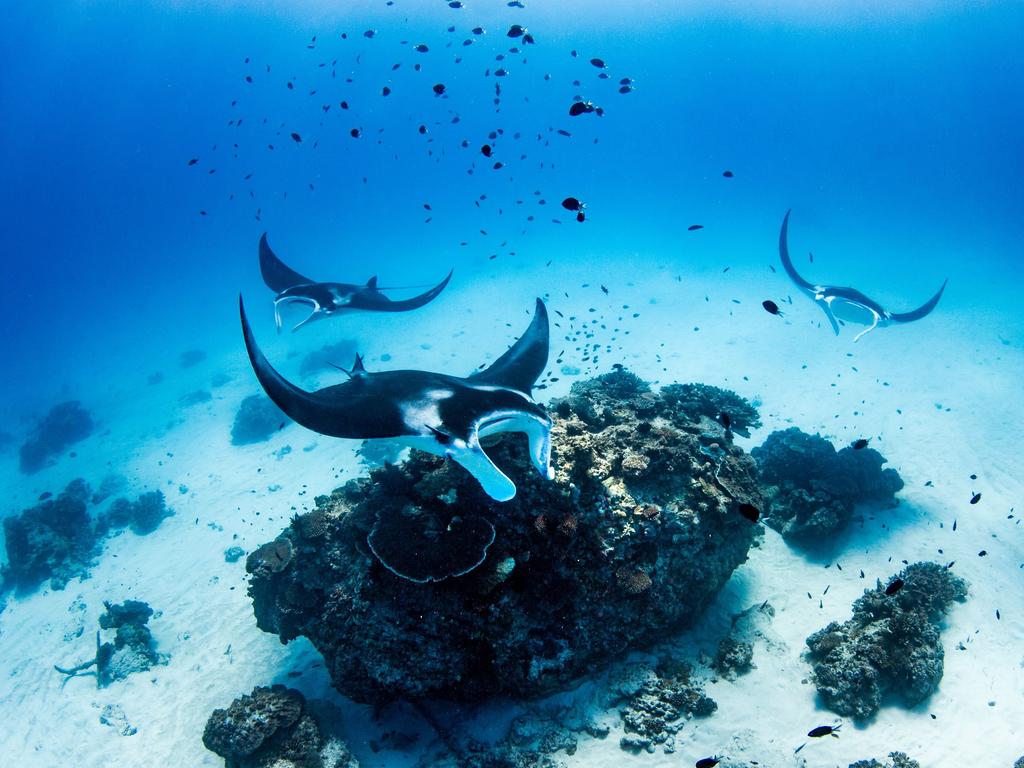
[240, 296, 350, 438]
[469, 298, 549, 395]
[259, 233, 315, 293]
[889, 279, 948, 323]
[779, 210, 816, 292]
[367, 269, 454, 312]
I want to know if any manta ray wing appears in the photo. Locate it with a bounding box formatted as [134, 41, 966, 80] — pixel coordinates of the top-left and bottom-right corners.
[468, 298, 549, 395]
[779, 210, 816, 293]
[350, 269, 454, 312]
[889, 279, 948, 323]
[259, 233, 315, 293]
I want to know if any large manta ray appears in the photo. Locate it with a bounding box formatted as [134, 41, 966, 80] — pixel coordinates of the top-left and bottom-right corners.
[780, 210, 947, 342]
[260, 233, 453, 332]
[240, 296, 553, 502]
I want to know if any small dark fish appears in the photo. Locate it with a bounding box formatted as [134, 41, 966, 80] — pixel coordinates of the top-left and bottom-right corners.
[415, 43, 429, 53]
[722, 170, 734, 178]
[762, 300, 782, 316]
[187, 157, 199, 166]
[885, 578, 904, 596]
[807, 724, 841, 738]
[695, 758, 721, 768]
[290, 132, 302, 143]
[719, 412, 731, 430]
[970, 492, 981, 504]
[576, 211, 585, 222]
[350, 128, 361, 138]
[590, 57, 606, 68]
[39, 491, 52, 501]
[568, 101, 593, 117]
[851, 438, 870, 450]
[600, 285, 608, 294]
[978, 550, 988, 557]
[687, 224, 703, 231]
[363, 29, 376, 38]
[738, 503, 760, 523]
[472, 26, 484, 35]
[433, 83, 446, 95]
[340, 100, 349, 109]
[418, 124, 427, 134]
[618, 86, 633, 94]
[507, 24, 526, 38]
[561, 197, 582, 211]
[481, 144, 493, 157]
[382, 86, 391, 96]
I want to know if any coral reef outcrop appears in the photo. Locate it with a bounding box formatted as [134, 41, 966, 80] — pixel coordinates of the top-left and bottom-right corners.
[752, 428, 903, 544]
[247, 369, 762, 704]
[2, 479, 98, 591]
[805, 562, 967, 720]
[231, 394, 286, 445]
[96, 490, 173, 536]
[19, 400, 94, 474]
[202, 685, 358, 768]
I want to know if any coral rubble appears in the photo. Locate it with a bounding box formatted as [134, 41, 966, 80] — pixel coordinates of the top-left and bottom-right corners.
[2, 479, 98, 591]
[805, 562, 967, 720]
[202, 685, 358, 768]
[247, 369, 762, 704]
[19, 400, 94, 474]
[849, 753, 921, 768]
[616, 659, 717, 754]
[231, 394, 286, 445]
[55, 599, 167, 687]
[752, 427, 903, 544]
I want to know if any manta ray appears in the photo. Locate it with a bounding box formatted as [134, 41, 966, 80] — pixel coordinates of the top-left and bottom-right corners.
[779, 210, 947, 342]
[239, 296, 554, 502]
[259, 233, 453, 332]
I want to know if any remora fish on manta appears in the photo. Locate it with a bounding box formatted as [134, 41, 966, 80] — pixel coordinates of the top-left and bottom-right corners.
[779, 210, 947, 342]
[240, 296, 553, 502]
[259, 233, 453, 332]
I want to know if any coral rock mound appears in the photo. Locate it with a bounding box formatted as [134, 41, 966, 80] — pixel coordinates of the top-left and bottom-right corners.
[248, 370, 762, 703]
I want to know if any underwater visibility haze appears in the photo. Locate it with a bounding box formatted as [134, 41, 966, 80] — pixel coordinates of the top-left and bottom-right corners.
[1, 1, 1022, 766]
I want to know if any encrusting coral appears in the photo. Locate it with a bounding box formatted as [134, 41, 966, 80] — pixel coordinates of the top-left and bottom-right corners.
[202, 685, 359, 768]
[752, 427, 904, 544]
[805, 562, 967, 720]
[247, 369, 763, 704]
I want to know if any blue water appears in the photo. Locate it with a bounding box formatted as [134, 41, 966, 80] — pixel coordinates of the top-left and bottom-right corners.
[2, 1, 1023, 765]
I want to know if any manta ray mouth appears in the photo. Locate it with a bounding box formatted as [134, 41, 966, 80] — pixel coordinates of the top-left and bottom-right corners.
[475, 409, 554, 482]
[273, 296, 323, 333]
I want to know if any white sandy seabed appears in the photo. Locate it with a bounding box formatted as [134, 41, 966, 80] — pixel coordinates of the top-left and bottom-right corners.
[0, 255, 1021, 768]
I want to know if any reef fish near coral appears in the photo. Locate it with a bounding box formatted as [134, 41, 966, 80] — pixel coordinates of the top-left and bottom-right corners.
[259, 233, 453, 332]
[239, 296, 553, 501]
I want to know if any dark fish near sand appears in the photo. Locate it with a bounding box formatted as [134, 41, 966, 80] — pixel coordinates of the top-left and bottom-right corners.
[590, 57, 606, 68]
[762, 300, 783, 316]
[695, 758, 721, 768]
[808, 724, 841, 738]
[885, 578, 904, 596]
[687, 224, 703, 231]
[970, 492, 982, 504]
